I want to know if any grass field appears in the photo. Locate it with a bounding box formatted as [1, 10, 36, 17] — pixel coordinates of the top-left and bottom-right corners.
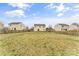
[0, 32, 79, 56]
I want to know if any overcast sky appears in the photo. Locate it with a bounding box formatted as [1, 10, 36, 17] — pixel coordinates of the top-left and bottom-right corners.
[0, 3, 79, 28]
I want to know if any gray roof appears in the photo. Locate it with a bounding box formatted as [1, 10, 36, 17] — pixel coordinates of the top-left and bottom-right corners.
[72, 23, 79, 27]
[34, 24, 46, 26]
[9, 22, 22, 25]
[57, 23, 69, 26]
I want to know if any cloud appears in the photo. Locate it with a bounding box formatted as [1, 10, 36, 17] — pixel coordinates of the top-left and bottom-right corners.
[74, 8, 79, 11]
[5, 3, 33, 18]
[5, 10, 26, 17]
[56, 3, 65, 12]
[45, 3, 70, 13]
[44, 3, 54, 9]
[72, 4, 79, 11]
[45, 3, 71, 18]
[8, 3, 32, 10]
[57, 13, 64, 17]
[71, 14, 79, 18]
[74, 4, 79, 8]
[32, 13, 37, 17]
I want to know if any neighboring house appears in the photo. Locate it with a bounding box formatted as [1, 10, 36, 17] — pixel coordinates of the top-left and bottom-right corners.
[54, 23, 69, 31]
[34, 24, 46, 31]
[9, 22, 26, 31]
[0, 22, 4, 33]
[69, 23, 79, 31]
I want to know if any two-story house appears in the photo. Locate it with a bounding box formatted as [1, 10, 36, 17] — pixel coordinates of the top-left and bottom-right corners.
[9, 22, 26, 31]
[34, 24, 46, 31]
[69, 23, 79, 31]
[54, 23, 69, 31]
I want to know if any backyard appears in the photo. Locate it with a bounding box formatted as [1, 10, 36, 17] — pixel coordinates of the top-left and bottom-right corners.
[0, 32, 79, 56]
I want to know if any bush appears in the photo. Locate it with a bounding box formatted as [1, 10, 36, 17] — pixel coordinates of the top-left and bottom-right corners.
[46, 28, 55, 32]
[54, 31, 79, 36]
[0, 29, 4, 34]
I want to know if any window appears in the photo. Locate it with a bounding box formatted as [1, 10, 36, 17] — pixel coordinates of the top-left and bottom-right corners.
[39, 26, 41, 28]
[43, 26, 45, 28]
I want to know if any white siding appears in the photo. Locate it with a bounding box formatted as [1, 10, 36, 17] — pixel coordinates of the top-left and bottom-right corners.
[34, 26, 46, 31]
[54, 25, 62, 31]
[69, 25, 79, 30]
[9, 23, 26, 31]
[54, 24, 69, 31]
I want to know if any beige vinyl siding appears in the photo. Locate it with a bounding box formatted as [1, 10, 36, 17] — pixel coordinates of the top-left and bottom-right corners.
[54, 24, 69, 31]
[34, 24, 46, 31]
[69, 25, 79, 30]
[34, 26, 46, 31]
[9, 23, 26, 31]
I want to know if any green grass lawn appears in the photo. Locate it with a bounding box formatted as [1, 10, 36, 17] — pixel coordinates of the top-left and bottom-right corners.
[0, 32, 79, 56]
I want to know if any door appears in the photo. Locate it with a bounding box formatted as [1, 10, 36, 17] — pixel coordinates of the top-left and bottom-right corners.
[14, 28, 16, 30]
[38, 29, 39, 31]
